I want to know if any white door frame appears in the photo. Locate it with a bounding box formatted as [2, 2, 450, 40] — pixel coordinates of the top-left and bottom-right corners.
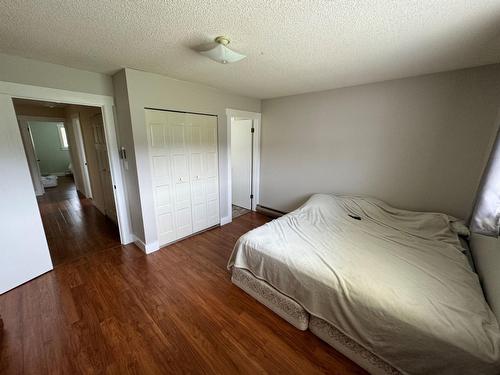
[224, 109, 262, 225]
[70, 113, 93, 198]
[0, 80, 133, 245]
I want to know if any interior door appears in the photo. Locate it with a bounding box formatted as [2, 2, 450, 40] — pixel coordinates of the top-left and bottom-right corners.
[18, 119, 45, 196]
[231, 119, 253, 210]
[92, 114, 117, 223]
[71, 114, 92, 198]
[203, 116, 220, 226]
[146, 110, 176, 245]
[146, 109, 219, 246]
[0, 94, 53, 294]
[170, 112, 193, 239]
[187, 114, 208, 232]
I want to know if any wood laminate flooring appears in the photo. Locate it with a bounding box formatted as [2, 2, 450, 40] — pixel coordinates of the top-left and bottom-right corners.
[0, 211, 365, 374]
[36, 176, 120, 266]
[232, 204, 251, 219]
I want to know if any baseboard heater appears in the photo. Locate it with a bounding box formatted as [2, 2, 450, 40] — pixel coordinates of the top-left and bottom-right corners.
[256, 204, 287, 218]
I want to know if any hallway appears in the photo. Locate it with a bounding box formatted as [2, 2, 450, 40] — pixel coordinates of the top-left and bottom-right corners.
[37, 176, 120, 266]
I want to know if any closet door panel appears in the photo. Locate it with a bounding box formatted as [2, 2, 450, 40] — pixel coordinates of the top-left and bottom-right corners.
[190, 153, 203, 181]
[192, 203, 207, 231]
[170, 113, 186, 153]
[203, 117, 220, 226]
[205, 122, 217, 152]
[187, 114, 208, 232]
[146, 110, 176, 245]
[205, 178, 219, 202]
[169, 112, 193, 240]
[152, 155, 171, 186]
[150, 124, 165, 149]
[174, 179, 191, 208]
[157, 211, 174, 242]
[175, 207, 193, 238]
[172, 154, 189, 184]
[191, 179, 205, 204]
[147, 109, 219, 246]
[207, 199, 219, 226]
[204, 152, 218, 178]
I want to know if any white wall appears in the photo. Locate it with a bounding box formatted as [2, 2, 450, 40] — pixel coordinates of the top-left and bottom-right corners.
[260, 64, 500, 220]
[112, 69, 144, 243]
[0, 94, 53, 293]
[2, 54, 115, 199]
[113, 68, 261, 247]
[0, 53, 113, 96]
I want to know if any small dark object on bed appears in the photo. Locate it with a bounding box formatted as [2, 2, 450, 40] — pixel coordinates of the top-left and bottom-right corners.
[348, 214, 362, 220]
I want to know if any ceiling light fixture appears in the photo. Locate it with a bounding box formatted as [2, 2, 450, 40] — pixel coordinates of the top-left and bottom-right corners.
[200, 36, 246, 64]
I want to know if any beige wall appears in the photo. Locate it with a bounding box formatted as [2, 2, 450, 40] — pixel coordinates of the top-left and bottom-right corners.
[0, 53, 113, 96]
[260, 64, 500, 220]
[113, 68, 261, 246]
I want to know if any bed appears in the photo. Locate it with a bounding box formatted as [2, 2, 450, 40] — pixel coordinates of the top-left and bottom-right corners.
[227, 194, 500, 375]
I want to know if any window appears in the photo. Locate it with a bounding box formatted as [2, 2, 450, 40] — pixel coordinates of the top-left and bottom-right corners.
[471, 128, 500, 237]
[57, 123, 69, 150]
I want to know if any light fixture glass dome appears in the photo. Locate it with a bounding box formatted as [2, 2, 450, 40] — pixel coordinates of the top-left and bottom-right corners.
[200, 36, 246, 64]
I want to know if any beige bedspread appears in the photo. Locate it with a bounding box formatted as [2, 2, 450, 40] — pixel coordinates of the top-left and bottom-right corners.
[228, 194, 500, 374]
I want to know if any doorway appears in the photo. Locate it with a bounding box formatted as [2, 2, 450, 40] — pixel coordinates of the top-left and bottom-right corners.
[0, 82, 131, 294]
[231, 117, 253, 218]
[226, 109, 261, 223]
[13, 99, 120, 265]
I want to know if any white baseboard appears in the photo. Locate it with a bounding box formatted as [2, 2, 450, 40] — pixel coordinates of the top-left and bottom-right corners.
[133, 235, 160, 254]
[220, 215, 232, 226]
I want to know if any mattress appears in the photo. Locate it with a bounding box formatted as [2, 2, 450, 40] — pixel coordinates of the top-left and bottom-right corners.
[228, 194, 500, 374]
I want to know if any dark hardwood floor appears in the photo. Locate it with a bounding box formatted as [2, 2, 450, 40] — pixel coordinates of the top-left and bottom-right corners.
[37, 176, 120, 266]
[0, 211, 365, 374]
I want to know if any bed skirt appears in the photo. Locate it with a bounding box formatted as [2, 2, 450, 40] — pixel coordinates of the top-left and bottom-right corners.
[231, 267, 309, 330]
[231, 267, 401, 375]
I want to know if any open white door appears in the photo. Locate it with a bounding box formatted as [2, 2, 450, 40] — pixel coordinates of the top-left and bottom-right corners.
[18, 118, 45, 196]
[70, 113, 93, 198]
[0, 94, 53, 294]
[231, 119, 253, 210]
[92, 113, 117, 223]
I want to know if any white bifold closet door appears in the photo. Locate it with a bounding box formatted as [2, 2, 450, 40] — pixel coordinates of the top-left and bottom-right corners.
[146, 109, 219, 246]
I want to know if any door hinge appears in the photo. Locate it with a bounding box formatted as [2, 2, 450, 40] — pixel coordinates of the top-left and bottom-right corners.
[250, 194, 254, 199]
[251, 127, 255, 133]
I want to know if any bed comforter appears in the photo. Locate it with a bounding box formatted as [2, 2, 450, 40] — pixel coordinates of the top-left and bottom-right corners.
[228, 194, 500, 374]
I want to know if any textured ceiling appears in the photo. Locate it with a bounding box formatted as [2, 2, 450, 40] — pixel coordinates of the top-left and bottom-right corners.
[2, 1, 500, 99]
